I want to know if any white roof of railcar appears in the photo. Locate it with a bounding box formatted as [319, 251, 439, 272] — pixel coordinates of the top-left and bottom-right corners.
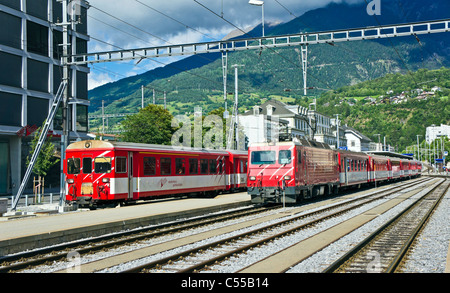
[67, 140, 233, 155]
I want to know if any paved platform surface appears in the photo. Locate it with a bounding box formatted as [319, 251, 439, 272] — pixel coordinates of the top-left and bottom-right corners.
[0, 192, 251, 256]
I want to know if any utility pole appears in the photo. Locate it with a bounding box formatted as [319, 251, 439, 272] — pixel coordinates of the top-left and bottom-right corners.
[164, 91, 167, 110]
[222, 52, 228, 117]
[232, 64, 244, 150]
[335, 114, 340, 149]
[417, 135, 422, 161]
[301, 43, 308, 96]
[58, 0, 75, 208]
[374, 134, 381, 151]
[141, 85, 144, 108]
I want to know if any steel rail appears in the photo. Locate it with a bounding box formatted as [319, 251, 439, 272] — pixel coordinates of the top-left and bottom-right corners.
[322, 179, 449, 273]
[0, 205, 271, 273]
[122, 178, 431, 273]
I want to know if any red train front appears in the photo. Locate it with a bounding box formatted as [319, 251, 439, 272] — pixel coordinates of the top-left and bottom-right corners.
[64, 140, 247, 208]
[247, 140, 339, 204]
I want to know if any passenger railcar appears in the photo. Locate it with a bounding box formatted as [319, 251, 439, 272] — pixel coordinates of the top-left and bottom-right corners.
[337, 150, 369, 188]
[248, 140, 422, 204]
[64, 140, 247, 208]
[368, 154, 390, 183]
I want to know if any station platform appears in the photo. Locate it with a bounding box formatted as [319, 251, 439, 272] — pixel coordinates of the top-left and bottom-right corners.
[0, 192, 251, 256]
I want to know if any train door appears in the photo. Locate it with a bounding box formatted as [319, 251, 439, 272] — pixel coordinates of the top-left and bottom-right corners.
[297, 150, 302, 185]
[128, 152, 133, 199]
[345, 158, 349, 185]
[233, 158, 239, 189]
[303, 151, 307, 184]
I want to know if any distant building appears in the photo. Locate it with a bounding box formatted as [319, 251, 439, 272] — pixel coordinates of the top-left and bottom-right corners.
[0, 0, 90, 195]
[239, 100, 294, 147]
[426, 124, 450, 144]
[239, 99, 339, 149]
[344, 126, 372, 152]
[330, 118, 347, 150]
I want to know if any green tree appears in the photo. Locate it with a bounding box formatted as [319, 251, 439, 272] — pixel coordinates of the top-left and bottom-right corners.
[120, 104, 176, 145]
[26, 121, 59, 177]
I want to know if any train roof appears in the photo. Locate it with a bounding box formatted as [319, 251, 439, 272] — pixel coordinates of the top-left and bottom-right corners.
[67, 140, 238, 155]
[249, 138, 331, 149]
[366, 151, 414, 160]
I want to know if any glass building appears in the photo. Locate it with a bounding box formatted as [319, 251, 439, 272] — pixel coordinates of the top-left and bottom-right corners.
[0, 0, 90, 195]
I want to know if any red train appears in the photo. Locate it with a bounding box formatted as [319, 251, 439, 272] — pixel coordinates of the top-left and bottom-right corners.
[64, 140, 247, 208]
[247, 139, 422, 204]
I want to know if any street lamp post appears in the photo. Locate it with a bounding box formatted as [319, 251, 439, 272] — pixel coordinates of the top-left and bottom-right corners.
[249, 0, 265, 37]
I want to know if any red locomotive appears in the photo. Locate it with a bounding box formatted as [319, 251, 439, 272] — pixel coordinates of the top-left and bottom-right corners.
[248, 139, 422, 204]
[248, 140, 339, 203]
[64, 140, 247, 208]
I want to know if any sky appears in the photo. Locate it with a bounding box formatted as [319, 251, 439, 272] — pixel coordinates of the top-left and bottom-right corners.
[86, 0, 365, 90]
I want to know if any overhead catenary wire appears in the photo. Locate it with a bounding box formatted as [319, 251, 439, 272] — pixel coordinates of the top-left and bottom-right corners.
[88, 2, 224, 87]
[362, 0, 419, 88]
[193, 0, 335, 92]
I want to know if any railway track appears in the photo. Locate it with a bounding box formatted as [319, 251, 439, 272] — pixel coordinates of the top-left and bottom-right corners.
[323, 178, 449, 273]
[1, 177, 435, 273]
[0, 205, 277, 273]
[121, 177, 433, 273]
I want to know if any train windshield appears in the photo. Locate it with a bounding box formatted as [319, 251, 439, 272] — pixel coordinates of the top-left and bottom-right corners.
[278, 150, 292, 164]
[67, 158, 80, 174]
[94, 157, 111, 173]
[251, 151, 276, 165]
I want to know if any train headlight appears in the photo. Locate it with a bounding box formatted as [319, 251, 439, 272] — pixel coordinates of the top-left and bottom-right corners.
[284, 175, 291, 180]
[102, 178, 110, 183]
[67, 179, 74, 184]
[249, 176, 256, 181]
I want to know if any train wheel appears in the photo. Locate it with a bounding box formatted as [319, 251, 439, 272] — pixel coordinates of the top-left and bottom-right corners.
[302, 190, 311, 200]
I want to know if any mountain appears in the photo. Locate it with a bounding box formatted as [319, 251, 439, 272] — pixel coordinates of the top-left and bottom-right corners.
[315, 67, 450, 152]
[88, 0, 450, 132]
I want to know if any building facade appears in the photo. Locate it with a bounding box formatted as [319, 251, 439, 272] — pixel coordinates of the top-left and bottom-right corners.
[344, 126, 372, 152]
[0, 0, 89, 195]
[426, 124, 450, 144]
[239, 100, 309, 147]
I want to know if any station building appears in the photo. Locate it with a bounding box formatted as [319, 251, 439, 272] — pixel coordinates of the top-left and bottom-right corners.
[0, 0, 90, 195]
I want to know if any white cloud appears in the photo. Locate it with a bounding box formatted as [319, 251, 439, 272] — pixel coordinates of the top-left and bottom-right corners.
[88, 71, 115, 90]
[86, 0, 365, 89]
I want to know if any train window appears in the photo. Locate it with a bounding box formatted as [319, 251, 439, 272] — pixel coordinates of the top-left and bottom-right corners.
[278, 150, 291, 164]
[143, 157, 156, 175]
[251, 151, 275, 165]
[82, 157, 92, 174]
[297, 151, 302, 164]
[200, 159, 208, 174]
[189, 158, 198, 174]
[210, 159, 217, 173]
[67, 158, 80, 174]
[116, 157, 127, 173]
[219, 159, 223, 173]
[161, 158, 171, 175]
[94, 157, 111, 174]
[176, 158, 185, 175]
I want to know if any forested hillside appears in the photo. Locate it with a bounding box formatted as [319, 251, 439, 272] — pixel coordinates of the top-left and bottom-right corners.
[316, 68, 450, 152]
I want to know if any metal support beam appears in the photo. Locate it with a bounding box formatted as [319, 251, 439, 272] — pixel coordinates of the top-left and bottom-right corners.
[222, 51, 228, 115]
[69, 19, 450, 66]
[301, 43, 308, 96]
[11, 82, 67, 210]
